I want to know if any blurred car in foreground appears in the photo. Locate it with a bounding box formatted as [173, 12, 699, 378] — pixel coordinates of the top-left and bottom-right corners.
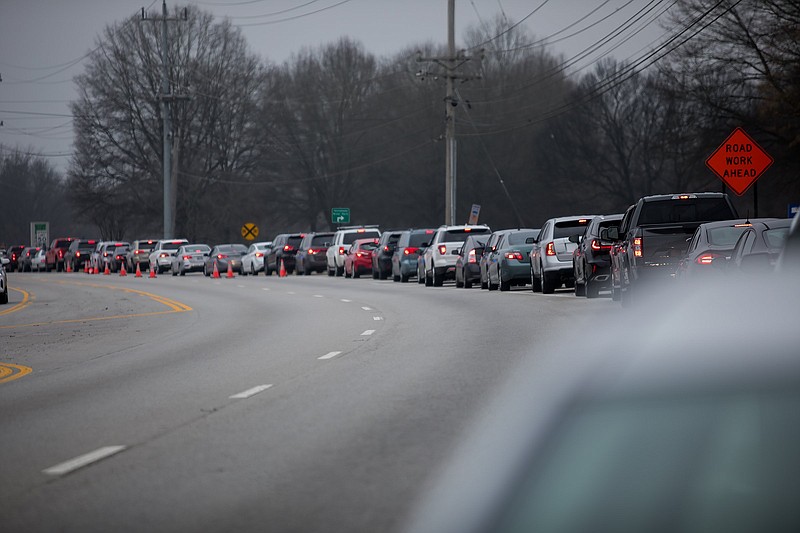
[171, 244, 210, 276]
[485, 228, 540, 291]
[344, 238, 379, 278]
[455, 234, 488, 289]
[241, 241, 272, 275]
[405, 276, 800, 533]
[0, 261, 7, 304]
[392, 228, 435, 283]
[729, 218, 792, 275]
[204, 244, 247, 276]
[573, 214, 622, 297]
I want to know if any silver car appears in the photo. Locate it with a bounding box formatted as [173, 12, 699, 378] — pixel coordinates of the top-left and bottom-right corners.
[530, 215, 596, 294]
[170, 244, 210, 276]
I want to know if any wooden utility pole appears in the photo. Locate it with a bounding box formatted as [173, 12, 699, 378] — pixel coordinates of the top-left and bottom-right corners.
[418, 0, 481, 226]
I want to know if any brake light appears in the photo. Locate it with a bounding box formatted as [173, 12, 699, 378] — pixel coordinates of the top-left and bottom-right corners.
[134, 250, 144, 255]
[357, 229, 365, 233]
[464, 228, 471, 232]
[404, 247, 419, 255]
[545, 242, 556, 256]
[591, 239, 612, 252]
[696, 252, 723, 265]
[160, 252, 169, 258]
[633, 237, 643, 258]
[438, 245, 447, 255]
[505, 251, 524, 261]
[384, 245, 390, 252]
[76, 252, 81, 257]
[255, 252, 264, 258]
[283, 245, 294, 252]
[425, 230, 434, 234]
[217, 254, 228, 259]
[103, 252, 110, 257]
[468, 249, 478, 263]
[356, 252, 364, 258]
[58, 250, 64, 258]
[339, 246, 346, 255]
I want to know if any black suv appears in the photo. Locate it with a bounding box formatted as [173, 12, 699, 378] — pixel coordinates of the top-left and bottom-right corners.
[265, 233, 305, 275]
[64, 238, 98, 272]
[372, 230, 404, 280]
[296, 232, 334, 275]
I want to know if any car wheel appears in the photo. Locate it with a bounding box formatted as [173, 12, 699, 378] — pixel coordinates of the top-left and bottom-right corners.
[393, 273, 400, 282]
[353, 268, 361, 279]
[424, 269, 433, 287]
[540, 263, 557, 294]
[336, 265, 344, 277]
[499, 271, 511, 292]
[585, 278, 600, 298]
[0, 291, 7, 304]
[432, 269, 443, 287]
[172, 268, 177, 276]
[575, 280, 586, 296]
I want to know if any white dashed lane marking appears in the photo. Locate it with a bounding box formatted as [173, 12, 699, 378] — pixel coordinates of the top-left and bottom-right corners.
[361, 306, 372, 311]
[318, 351, 342, 360]
[340, 299, 351, 302]
[361, 330, 375, 336]
[43, 446, 127, 476]
[373, 316, 383, 321]
[229, 384, 273, 399]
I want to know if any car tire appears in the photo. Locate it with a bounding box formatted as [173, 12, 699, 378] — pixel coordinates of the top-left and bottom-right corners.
[336, 265, 344, 277]
[586, 278, 600, 298]
[455, 275, 464, 288]
[575, 280, 586, 296]
[432, 269, 444, 287]
[540, 263, 556, 294]
[0, 291, 7, 304]
[180, 268, 186, 276]
[499, 272, 511, 292]
[172, 268, 177, 276]
[393, 273, 400, 282]
[353, 268, 360, 279]
[424, 269, 433, 287]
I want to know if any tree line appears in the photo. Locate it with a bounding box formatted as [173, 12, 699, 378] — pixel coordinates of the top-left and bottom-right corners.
[3, 0, 798, 244]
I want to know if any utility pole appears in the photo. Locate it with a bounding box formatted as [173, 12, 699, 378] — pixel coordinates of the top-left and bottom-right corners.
[417, 0, 481, 226]
[142, 1, 188, 239]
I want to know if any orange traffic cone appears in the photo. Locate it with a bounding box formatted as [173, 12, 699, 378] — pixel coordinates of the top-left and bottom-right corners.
[212, 261, 221, 279]
[119, 264, 127, 276]
[84, 261, 90, 274]
[279, 258, 287, 277]
[135, 263, 142, 278]
[103, 263, 111, 275]
[66, 261, 72, 273]
[226, 262, 235, 279]
[149, 264, 157, 278]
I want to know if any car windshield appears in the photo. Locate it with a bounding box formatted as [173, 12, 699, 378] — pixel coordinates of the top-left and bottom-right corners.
[344, 231, 380, 245]
[553, 221, 590, 239]
[639, 199, 734, 225]
[494, 390, 800, 533]
[508, 230, 540, 245]
[708, 226, 750, 247]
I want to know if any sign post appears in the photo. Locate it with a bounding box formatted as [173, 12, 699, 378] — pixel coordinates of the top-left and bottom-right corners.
[467, 204, 481, 225]
[705, 128, 773, 216]
[331, 208, 350, 225]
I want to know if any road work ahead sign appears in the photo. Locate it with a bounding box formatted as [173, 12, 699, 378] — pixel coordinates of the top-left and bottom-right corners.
[706, 127, 773, 196]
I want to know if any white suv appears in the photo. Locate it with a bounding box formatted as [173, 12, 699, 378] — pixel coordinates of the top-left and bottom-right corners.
[421, 225, 491, 286]
[326, 226, 381, 276]
[148, 238, 189, 274]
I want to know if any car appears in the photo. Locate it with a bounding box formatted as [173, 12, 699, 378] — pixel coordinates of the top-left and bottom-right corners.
[204, 244, 247, 276]
[777, 211, 800, 272]
[455, 234, 489, 289]
[31, 248, 47, 272]
[6, 245, 25, 273]
[405, 276, 800, 533]
[17, 246, 41, 272]
[64, 238, 98, 272]
[45, 237, 77, 272]
[171, 244, 211, 276]
[265, 233, 305, 275]
[326, 226, 381, 277]
[572, 214, 623, 297]
[729, 218, 792, 275]
[97, 242, 129, 273]
[0, 260, 7, 304]
[295, 233, 333, 276]
[372, 230, 404, 280]
[343, 238, 379, 278]
[110, 245, 131, 272]
[530, 215, 596, 294]
[675, 218, 773, 280]
[148, 239, 189, 274]
[485, 228, 540, 291]
[479, 230, 513, 290]
[421, 225, 492, 286]
[392, 228, 435, 283]
[240, 241, 273, 276]
[127, 239, 159, 272]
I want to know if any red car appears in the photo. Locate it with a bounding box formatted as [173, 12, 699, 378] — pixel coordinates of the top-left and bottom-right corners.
[45, 237, 78, 272]
[344, 238, 379, 278]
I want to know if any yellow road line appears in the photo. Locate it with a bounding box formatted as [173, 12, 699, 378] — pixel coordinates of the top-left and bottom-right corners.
[0, 288, 32, 317]
[0, 363, 33, 384]
[0, 281, 192, 329]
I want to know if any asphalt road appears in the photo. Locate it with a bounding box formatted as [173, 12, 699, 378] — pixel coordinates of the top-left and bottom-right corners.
[0, 269, 613, 532]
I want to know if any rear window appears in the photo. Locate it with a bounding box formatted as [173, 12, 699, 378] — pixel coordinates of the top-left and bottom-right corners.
[554, 220, 591, 239]
[409, 231, 434, 247]
[161, 242, 183, 251]
[707, 226, 749, 247]
[639, 199, 735, 225]
[311, 235, 332, 246]
[343, 230, 380, 245]
[55, 240, 72, 249]
[359, 242, 378, 251]
[287, 236, 303, 248]
[78, 243, 95, 251]
[508, 230, 540, 245]
[442, 228, 491, 243]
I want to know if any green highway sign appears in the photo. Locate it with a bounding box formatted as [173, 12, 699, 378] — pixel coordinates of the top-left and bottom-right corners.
[331, 208, 350, 224]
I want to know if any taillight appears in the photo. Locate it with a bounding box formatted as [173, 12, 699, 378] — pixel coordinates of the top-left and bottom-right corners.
[356, 252, 364, 258]
[383, 245, 390, 252]
[545, 242, 556, 256]
[103, 252, 110, 257]
[404, 247, 419, 255]
[591, 239, 612, 252]
[58, 250, 64, 258]
[217, 254, 228, 259]
[468, 249, 478, 263]
[283, 245, 294, 252]
[255, 252, 264, 258]
[76, 252, 82, 257]
[339, 246, 346, 255]
[696, 253, 723, 265]
[438, 245, 447, 255]
[633, 237, 643, 258]
[505, 251, 524, 261]
[160, 252, 169, 258]
[182, 255, 192, 260]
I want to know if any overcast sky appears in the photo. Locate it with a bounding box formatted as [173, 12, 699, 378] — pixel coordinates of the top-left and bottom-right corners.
[0, 0, 672, 173]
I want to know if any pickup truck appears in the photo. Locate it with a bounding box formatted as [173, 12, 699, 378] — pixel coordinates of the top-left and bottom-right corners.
[45, 237, 77, 272]
[606, 193, 738, 304]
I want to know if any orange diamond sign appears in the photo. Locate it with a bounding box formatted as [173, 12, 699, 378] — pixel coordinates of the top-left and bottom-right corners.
[706, 127, 773, 196]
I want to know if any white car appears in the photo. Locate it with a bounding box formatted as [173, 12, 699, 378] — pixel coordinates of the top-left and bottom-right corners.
[148, 239, 189, 274]
[421, 225, 491, 286]
[325, 226, 381, 276]
[31, 249, 47, 272]
[530, 215, 596, 294]
[241, 241, 272, 275]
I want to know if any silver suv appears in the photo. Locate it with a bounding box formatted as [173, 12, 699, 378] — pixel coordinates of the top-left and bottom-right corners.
[530, 215, 595, 294]
[421, 225, 491, 286]
[326, 226, 381, 276]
